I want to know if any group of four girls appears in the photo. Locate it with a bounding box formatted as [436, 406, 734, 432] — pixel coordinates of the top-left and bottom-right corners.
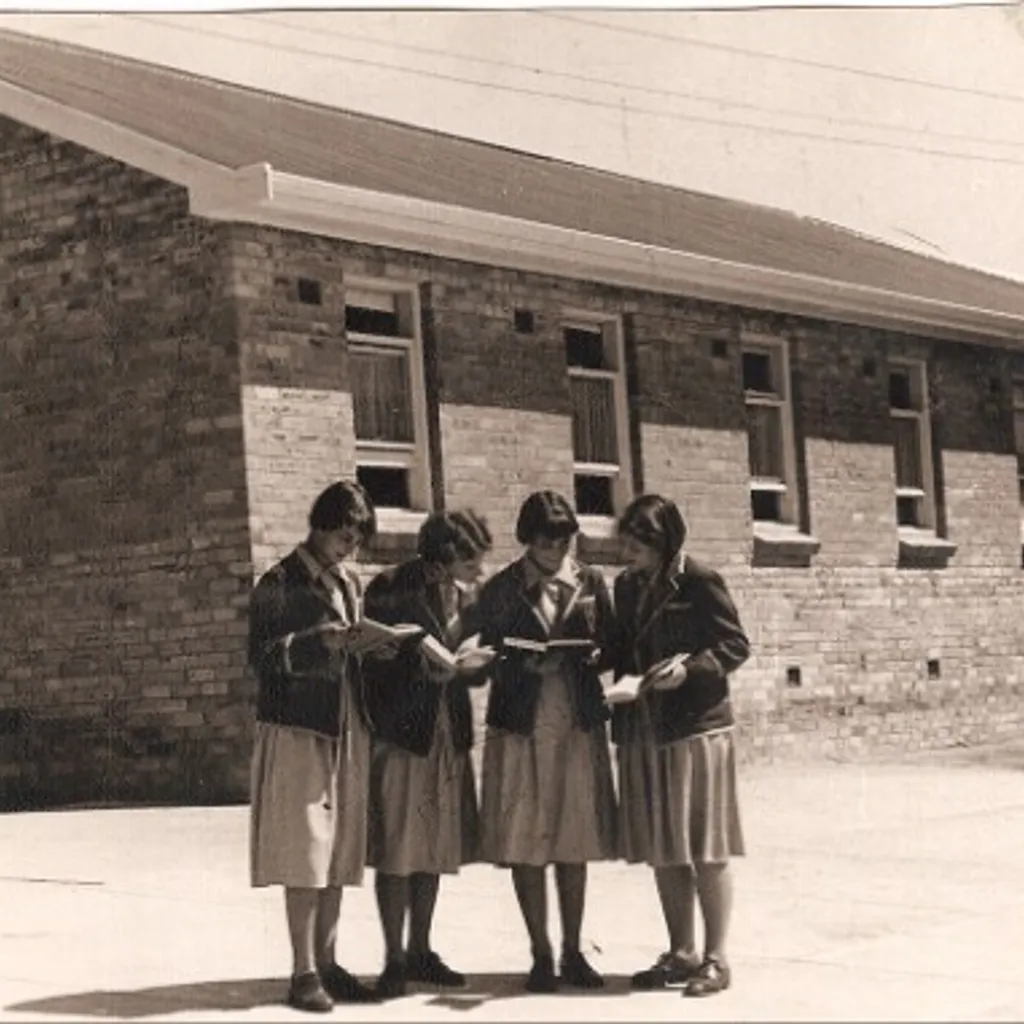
[247, 482, 751, 1013]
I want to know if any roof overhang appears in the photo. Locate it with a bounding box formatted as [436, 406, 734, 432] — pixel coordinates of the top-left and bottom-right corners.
[3, 72, 1023, 346]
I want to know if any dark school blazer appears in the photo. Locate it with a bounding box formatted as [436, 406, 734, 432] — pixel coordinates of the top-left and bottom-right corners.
[361, 557, 485, 758]
[611, 554, 751, 746]
[248, 549, 371, 740]
[476, 557, 615, 737]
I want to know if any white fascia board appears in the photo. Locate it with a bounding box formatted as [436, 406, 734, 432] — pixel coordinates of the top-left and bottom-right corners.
[192, 166, 1024, 346]
[0, 78, 224, 188]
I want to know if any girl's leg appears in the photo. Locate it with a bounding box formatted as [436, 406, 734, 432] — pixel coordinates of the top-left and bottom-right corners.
[511, 865, 552, 959]
[313, 885, 343, 969]
[374, 872, 410, 964]
[555, 863, 603, 988]
[407, 872, 440, 957]
[694, 861, 733, 964]
[553, 862, 586, 956]
[511, 865, 557, 992]
[654, 865, 699, 960]
[285, 887, 319, 976]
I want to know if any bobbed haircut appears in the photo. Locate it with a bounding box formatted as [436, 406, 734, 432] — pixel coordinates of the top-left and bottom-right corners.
[308, 480, 377, 541]
[617, 493, 687, 568]
[417, 509, 493, 565]
[515, 490, 579, 545]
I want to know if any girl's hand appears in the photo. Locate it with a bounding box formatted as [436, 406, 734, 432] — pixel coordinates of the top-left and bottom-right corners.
[647, 655, 689, 691]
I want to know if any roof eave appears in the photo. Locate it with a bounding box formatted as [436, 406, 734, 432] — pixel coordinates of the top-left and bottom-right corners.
[192, 165, 1024, 346]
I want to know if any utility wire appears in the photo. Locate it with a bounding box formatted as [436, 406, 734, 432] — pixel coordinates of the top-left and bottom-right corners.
[123, 13, 1024, 169]
[240, 11, 1024, 151]
[537, 11, 1024, 105]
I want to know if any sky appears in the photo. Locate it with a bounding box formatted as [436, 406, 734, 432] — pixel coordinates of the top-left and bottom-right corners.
[1, 6, 1024, 281]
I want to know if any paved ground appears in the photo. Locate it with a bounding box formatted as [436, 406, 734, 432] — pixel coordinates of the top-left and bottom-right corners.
[3, 742, 1024, 1022]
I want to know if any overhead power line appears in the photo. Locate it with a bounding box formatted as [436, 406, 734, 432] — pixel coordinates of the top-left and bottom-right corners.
[537, 11, 1024, 106]
[122, 13, 1024, 169]
[243, 11, 1024, 151]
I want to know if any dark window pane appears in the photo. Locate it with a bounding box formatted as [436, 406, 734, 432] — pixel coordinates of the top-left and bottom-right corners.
[564, 326, 606, 370]
[345, 305, 400, 336]
[892, 418, 923, 489]
[742, 350, 774, 394]
[751, 489, 782, 522]
[889, 370, 913, 410]
[574, 474, 614, 516]
[357, 466, 410, 509]
[896, 495, 919, 526]
[746, 405, 784, 479]
[350, 348, 413, 443]
[570, 376, 617, 463]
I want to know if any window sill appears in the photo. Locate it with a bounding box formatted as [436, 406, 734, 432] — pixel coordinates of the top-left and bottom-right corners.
[577, 516, 627, 565]
[359, 508, 427, 563]
[897, 527, 957, 569]
[751, 522, 820, 568]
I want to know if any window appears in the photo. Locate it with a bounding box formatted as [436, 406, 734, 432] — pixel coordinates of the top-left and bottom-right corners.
[563, 315, 632, 519]
[345, 281, 430, 513]
[888, 361, 935, 529]
[742, 337, 798, 525]
[1013, 376, 1024, 509]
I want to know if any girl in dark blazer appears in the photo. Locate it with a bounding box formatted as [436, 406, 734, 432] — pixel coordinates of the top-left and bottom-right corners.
[248, 481, 382, 1012]
[362, 510, 495, 1000]
[475, 491, 617, 994]
[612, 494, 750, 998]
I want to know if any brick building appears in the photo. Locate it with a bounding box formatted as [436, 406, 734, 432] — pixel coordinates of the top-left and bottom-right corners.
[1, 32, 1023, 808]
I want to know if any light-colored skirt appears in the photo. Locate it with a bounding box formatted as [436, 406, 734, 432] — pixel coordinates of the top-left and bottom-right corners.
[249, 695, 372, 888]
[480, 663, 617, 867]
[617, 705, 745, 868]
[368, 699, 480, 877]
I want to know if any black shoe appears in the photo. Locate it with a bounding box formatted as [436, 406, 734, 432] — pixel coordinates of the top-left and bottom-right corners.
[684, 957, 731, 997]
[406, 950, 466, 988]
[560, 950, 604, 989]
[630, 951, 702, 990]
[525, 953, 558, 994]
[375, 959, 408, 1000]
[287, 972, 333, 1013]
[319, 963, 380, 1004]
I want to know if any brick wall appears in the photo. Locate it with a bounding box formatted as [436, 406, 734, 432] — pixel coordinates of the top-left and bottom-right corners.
[2, 126, 1023, 808]
[0, 123, 253, 808]
[233, 223, 1024, 773]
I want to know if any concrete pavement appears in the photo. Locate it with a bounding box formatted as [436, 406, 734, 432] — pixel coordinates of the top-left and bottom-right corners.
[2, 747, 1024, 1022]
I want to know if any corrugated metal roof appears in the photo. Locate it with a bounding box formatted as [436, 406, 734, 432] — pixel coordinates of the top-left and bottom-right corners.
[2, 28, 1024, 321]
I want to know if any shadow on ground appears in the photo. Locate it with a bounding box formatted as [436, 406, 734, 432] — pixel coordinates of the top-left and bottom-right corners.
[5, 974, 636, 1018]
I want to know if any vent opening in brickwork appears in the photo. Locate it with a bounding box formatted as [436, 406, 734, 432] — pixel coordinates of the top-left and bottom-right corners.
[357, 466, 411, 510]
[751, 489, 782, 523]
[298, 278, 322, 305]
[514, 309, 535, 334]
[989, 377, 1002, 395]
[862, 357, 877, 378]
[711, 338, 729, 360]
[927, 658, 941, 680]
[786, 666, 802, 687]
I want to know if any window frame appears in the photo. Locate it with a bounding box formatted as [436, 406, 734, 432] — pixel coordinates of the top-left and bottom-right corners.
[741, 334, 799, 527]
[888, 358, 936, 531]
[561, 311, 633, 527]
[344, 277, 432, 516]
[1013, 374, 1024, 519]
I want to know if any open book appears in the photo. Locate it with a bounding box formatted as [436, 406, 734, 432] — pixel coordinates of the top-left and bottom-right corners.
[605, 654, 691, 705]
[503, 636, 596, 657]
[315, 618, 426, 657]
[420, 633, 497, 675]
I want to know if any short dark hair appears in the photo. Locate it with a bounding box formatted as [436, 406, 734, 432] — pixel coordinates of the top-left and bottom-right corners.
[515, 490, 579, 545]
[617, 493, 687, 567]
[308, 481, 377, 541]
[417, 509, 493, 565]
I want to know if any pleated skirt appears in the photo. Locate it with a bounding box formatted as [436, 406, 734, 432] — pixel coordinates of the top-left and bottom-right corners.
[367, 701, 480, 877]
[480, 664, 617, 867]
[617, 708, 745, 868]
[249, 691, 372, 889]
